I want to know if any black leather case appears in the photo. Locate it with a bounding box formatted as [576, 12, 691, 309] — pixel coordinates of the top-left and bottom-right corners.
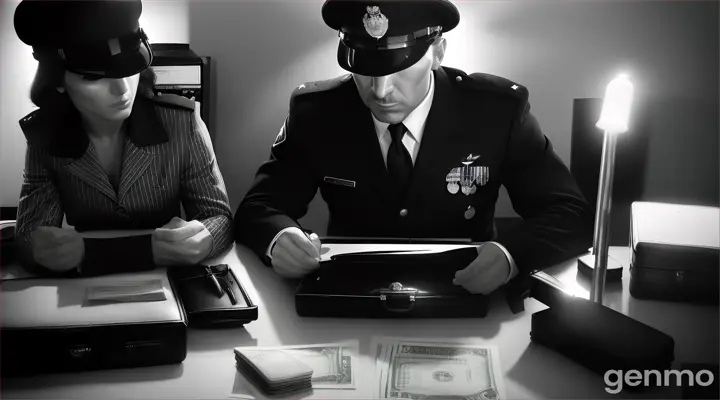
[167, 264, 258, 328]
[628, 202, 719, 304]
[1, 273, 187, 377]
[295, 247, 488, 318]
[531, 297, 675, 380]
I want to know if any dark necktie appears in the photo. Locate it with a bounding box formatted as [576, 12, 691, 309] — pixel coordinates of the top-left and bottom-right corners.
[387, 123, 413, 198]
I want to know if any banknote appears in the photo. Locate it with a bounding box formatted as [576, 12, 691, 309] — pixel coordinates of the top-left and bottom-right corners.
[234, 341, 358, 390]
[373, 337, 504, 400]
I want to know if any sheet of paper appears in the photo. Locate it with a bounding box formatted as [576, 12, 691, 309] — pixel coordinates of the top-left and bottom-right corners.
[319, 243, 481, 262]
[86, 279, 166, 303]
[78, 229, 156, 239]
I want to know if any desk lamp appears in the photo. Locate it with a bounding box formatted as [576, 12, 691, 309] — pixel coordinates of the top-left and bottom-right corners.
[583, 74, 635, 305]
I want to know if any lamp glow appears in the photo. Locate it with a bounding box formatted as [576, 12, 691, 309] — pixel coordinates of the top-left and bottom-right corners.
[596, 74, 634, 134]
[589, 74, 634, 305]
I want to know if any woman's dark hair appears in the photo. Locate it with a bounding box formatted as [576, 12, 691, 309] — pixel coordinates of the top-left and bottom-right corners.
[29, 60, 157, 110]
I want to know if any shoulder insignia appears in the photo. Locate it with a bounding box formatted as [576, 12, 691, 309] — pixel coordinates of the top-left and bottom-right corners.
[464, 72, 529, 99]
[152, 93, 195, 111]
[462, 72, 531, 124]
[290, 74, 351, 106]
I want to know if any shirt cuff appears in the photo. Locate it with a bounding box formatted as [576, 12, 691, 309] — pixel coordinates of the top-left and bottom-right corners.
[488, 241, 519, 283]
[266, 227, 295, 259]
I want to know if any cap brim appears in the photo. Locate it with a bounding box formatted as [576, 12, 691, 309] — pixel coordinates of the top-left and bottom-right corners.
[336, 39, 432, 77]
[67, 39, 152, 79]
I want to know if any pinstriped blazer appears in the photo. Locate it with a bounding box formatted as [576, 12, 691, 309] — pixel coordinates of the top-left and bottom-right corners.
[15, 93, 233, 268]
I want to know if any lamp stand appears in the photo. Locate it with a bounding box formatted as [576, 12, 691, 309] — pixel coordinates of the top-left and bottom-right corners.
[590, 131, 618, 304]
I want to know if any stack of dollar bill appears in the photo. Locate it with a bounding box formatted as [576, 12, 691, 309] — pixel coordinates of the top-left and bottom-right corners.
[372, 337, 505, 400]
[234, 342, 357, 396]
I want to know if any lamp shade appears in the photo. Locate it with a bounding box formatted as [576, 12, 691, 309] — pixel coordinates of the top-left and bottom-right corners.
[596, 74, 634, 134]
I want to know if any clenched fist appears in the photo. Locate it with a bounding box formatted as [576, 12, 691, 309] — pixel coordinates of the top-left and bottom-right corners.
[152, 217, 212, 265]
[31, 227, 85, 272]
[453, 242, 512, 295]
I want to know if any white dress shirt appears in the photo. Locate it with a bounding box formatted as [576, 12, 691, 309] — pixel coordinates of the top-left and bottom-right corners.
[371, 70, 436, 166]
[267, 72, 518, 284]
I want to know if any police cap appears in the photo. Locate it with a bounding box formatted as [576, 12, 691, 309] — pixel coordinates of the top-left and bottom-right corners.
[322, 0, 459, 77]
[14, 0, 153, 79]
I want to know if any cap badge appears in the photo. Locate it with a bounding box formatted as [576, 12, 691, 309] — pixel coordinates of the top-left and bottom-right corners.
[363, 6, 389, 39]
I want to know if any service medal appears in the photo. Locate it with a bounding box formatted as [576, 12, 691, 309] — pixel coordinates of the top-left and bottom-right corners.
[446, 167, 461, 194]
[363, 6, 389, 39]
[446, 155, 489, 196]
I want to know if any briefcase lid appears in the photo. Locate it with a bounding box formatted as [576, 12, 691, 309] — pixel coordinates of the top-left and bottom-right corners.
[1, 269, 185, 329]
[298, 246, 481, 298]
[631, 201, 719, 271]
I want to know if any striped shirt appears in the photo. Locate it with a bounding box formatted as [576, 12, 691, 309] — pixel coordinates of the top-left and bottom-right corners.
[15, 94, 233, 269]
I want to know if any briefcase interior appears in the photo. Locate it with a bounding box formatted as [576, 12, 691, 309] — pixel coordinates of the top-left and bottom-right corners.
[1, 269, 188, 376]
[629, 202, 719, 304]
[296, 248, 488, 318]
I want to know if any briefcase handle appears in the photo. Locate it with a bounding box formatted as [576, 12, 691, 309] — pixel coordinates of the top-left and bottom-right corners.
[376, 282, 417, 313]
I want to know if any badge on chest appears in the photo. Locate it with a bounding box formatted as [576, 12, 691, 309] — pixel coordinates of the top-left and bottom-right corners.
[445, 154, 489, 196]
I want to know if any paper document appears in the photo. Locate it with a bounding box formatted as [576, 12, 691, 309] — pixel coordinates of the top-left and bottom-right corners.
[319, 243, 481, 262]
[86, 279, 167, 303]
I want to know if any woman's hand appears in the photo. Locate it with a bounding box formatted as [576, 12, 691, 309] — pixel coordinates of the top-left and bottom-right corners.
[31, 227, 85, 271]
[152, 217, 212, 265]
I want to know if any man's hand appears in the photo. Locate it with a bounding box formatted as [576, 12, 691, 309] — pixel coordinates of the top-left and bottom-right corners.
[270, 227, 321, 278]
[31, 227, 85, 271]
[152, 217, 212, 265]
[453, 243, 511, 295]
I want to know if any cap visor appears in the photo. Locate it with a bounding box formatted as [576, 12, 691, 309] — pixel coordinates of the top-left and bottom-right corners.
[69, 40, 152, 79]
[337, 40, 431, 77]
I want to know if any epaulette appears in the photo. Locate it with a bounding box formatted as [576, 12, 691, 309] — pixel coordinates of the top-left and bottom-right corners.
[17, 108, 52, 146]
[19, 109, 41, 131]
[151, 93, 195, 111]
[446, 67, 530, 123]
[290, 73, 352, 107]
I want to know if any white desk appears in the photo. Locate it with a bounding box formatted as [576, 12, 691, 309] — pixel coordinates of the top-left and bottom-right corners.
[1, 245, 717, 400]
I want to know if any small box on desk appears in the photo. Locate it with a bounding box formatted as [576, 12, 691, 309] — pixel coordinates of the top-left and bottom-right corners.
[296, 244, 488, 318]
[629, 202, 719, 304]
[0, 269, 187, 377]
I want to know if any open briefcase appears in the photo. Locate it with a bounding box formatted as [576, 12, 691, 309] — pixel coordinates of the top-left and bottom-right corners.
[295, 241, 489, 318]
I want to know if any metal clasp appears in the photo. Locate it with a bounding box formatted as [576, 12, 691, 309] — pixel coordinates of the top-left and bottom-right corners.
[68, 346, 92, 358]
[675, 271, 684, 283]
[378, 282, 417, 312]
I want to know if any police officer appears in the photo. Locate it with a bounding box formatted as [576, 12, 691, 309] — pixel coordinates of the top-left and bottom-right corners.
[235, 0, 593, 294]
[14, 0, 233, 275]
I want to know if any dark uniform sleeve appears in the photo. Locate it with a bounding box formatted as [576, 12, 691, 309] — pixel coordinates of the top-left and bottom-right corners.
[495, 103, 594, 276]
[234, 91, 320, 261]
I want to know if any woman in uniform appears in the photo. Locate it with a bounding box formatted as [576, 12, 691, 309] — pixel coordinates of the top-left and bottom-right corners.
[13, 0, 233, 275]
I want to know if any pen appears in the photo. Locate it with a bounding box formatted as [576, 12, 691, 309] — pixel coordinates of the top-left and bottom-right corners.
[219, 278, 237, 305]
[205, 266, 224, 297]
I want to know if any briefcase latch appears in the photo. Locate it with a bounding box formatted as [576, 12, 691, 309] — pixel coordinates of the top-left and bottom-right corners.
[379, 282, 417, 312]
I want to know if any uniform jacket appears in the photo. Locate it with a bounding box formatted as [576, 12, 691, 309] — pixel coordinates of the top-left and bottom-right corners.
[235, 66, 593, 276]
[16, 93, 233, 270]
